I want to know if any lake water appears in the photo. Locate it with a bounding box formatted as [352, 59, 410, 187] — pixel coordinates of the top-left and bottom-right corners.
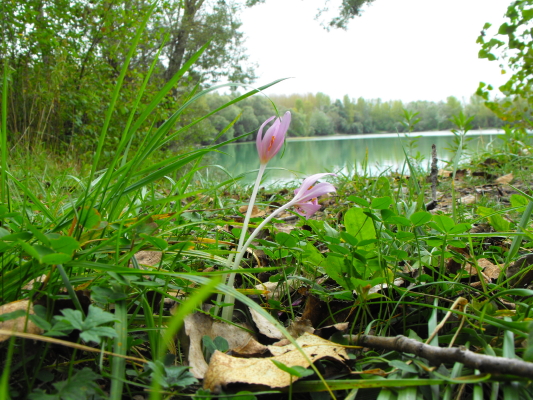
[206, 130, 505, 186]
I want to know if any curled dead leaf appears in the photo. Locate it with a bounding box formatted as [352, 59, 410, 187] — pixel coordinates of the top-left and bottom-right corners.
[249, 307, 284, 339]
[203, 332, 349, 392]
[495, 172, 513, 185]
[179, 313, 259, 379]
[0, 300, 43, 342]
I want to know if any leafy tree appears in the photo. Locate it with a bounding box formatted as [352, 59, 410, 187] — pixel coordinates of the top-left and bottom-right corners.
[247, 0, 377, 29]
[309, 110, 335, 136]
[0, 0, 256, 155]
[477, 0, 533, 128]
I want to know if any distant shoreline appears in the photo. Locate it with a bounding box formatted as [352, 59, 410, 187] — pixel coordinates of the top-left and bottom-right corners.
[284, 129, 506, 142]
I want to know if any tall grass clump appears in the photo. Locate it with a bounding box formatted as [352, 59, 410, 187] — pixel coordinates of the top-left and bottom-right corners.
[0, 9, 291, 398]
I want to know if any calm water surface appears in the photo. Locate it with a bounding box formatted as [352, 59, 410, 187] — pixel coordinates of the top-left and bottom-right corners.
[207, 130, 504, 186]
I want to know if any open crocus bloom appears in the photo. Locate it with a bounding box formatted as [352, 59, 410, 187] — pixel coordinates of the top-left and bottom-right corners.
[292, 173, 336, 218]
[256, 111, 291, 164]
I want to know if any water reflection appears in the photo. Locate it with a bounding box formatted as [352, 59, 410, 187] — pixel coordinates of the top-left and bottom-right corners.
[207, 131, 503, 186]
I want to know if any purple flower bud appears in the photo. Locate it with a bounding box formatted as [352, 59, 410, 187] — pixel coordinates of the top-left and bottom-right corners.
[256, 111, 291, 164]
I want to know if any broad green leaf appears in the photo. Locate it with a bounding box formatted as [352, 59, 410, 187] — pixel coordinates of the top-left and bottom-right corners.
[387, 216, 411, 226]
[347, 196, 370, 207]
[77, 207, 101, 230]
[275, 232, 297, 248]
[371, 196, 392, 210]
[49, 236, 80, 255]
[410, 211, 432, 226]
[448, 223, 472, 234]
[340, 231, 358, 246]
[28, 368, 103, 400]
[432, 215, 455, 233]
[510, 194, 528, 210]
[344, 207, 376, 250]
[42, 253, 72, 264]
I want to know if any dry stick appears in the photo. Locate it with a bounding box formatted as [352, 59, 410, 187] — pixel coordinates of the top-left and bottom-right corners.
[425, 144, 439, 211]
[347, 334, 533, 379]
[0, 329, 148, 364]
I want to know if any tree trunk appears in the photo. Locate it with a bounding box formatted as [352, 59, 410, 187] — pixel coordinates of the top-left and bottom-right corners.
[164, 0, 204, 82]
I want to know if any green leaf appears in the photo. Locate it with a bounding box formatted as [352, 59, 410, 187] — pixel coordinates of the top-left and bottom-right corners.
[275, 232, 297, 248]
[0, 309, 26, 323]
[371, 196, 392, 210]
[42, 253, 72, 264]
[147, 361, 198, 389]
[49, 235, 80, 255]
[510, 194, 528, 211]
[80, 327, 118, 344]
[340, 231, 358, 246]
[387, 216, 411, 227]
[410, 211, 432, 226]
[77, 207, 101, 230]
[347, 196, 370, 207]
[448, 223, 472, 234]
[389, 360, 418, 374]
[83, 305, 119, 329]
[432, 215, 455, 233]
[29, 368, 103, 400]
[344, 207, 376, 250]
[271, 360, 314, 378]
[56, 306, 118, 344]
[140, 234, 168, 251]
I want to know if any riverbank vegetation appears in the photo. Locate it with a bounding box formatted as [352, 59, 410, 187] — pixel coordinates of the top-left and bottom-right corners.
[0, 0, 510, 163]
[3, 0, 533, 399]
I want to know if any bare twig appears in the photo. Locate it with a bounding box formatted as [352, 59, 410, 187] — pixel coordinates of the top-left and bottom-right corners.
[347, 334, 533, 379]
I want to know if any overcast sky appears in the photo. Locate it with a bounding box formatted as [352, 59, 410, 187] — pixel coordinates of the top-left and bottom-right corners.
[238, 0, 510, 103]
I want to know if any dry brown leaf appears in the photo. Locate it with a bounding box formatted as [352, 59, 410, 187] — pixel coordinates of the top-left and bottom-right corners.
[0, 300, 43, 342]
[179, 313, 258, 379]
[253, 280, 299, 301]
[249, 307, 284, 339]
[495, 172, 514, 185]
[238, 205, 265, 218]
[438, 169, 453, 178]
[134, 251, 162, 267]
[314, 322, 349, 339]
[203, 333, 349, 392]
[367, 278, 404, 295]
[230, 338, 269, 358]
[479, 258, 502, 280]
[459, 194, 477, 205]
[286, 318, 315, 338]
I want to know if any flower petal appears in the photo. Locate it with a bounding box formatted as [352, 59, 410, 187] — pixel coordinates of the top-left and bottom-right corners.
[294, 173, 336, 200]
[256, 116, 276, 157]
[297, 182, 336, 203]
[293, 202, 321, 218]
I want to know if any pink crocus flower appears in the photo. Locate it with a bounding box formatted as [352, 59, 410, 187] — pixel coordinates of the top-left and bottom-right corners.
[256, 111, 291, 165]
[292, 173, 336, 218]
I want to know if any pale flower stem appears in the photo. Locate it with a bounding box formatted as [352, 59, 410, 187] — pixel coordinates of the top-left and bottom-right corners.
[213, 252, 235, 316]
[236, 163, 267, 254]
[219, 163, 266, 320]
[221, 200, 295, 321]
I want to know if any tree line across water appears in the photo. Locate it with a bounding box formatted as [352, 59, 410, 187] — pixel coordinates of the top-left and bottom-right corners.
[205, 91, 505, 144]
